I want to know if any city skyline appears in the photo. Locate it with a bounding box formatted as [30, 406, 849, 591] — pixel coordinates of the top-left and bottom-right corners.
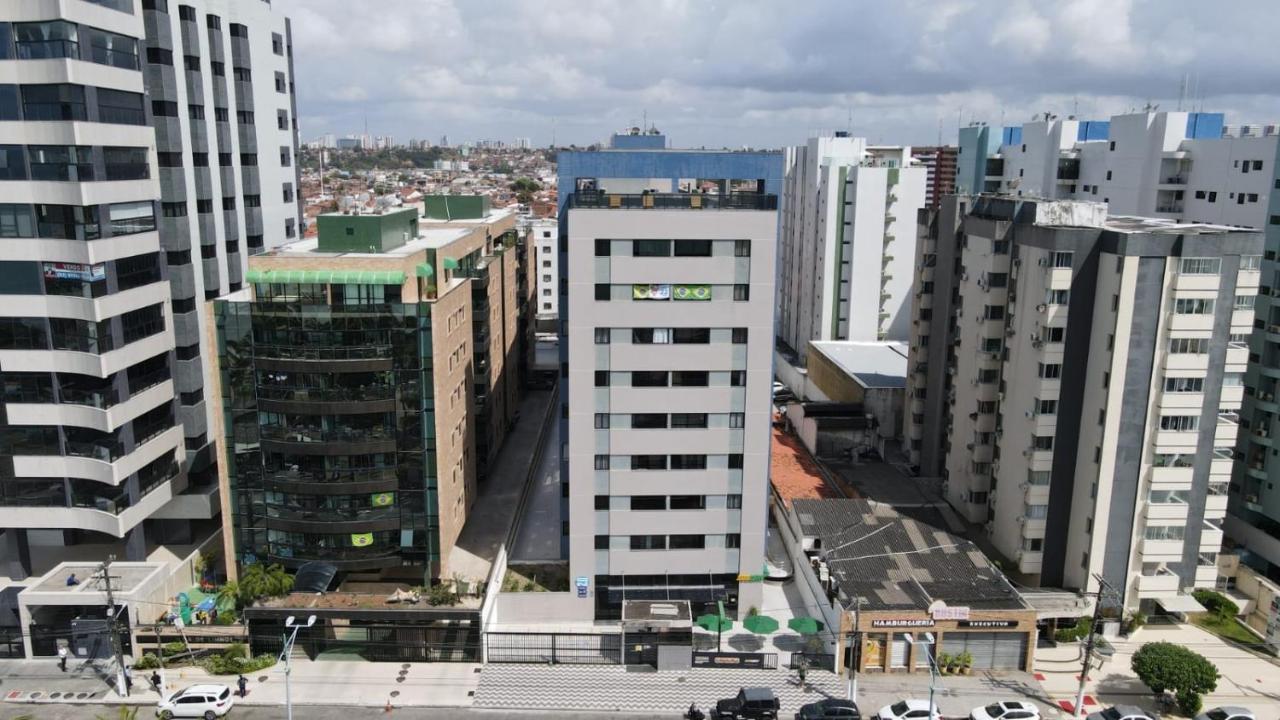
[280, 0, 1280, 148]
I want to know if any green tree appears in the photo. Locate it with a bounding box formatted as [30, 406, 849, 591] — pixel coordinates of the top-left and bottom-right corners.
[216, 579, 241, 611]
[1131, 641, 1218, 715]
[236, 563, 293, 606]
[1191, 589, 1239, 623]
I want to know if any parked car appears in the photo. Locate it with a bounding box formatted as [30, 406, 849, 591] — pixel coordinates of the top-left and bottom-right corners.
[772, 381, 787, 396]
[877, 700, 941, 720]
[1086, 706, 1155, 720]
[797, 698, 861, 720]
[971, 702, 1041, 720]
[715, 687, 781, 720]
[156, 684, 235, 719]
[1196, 707, 1255, 720]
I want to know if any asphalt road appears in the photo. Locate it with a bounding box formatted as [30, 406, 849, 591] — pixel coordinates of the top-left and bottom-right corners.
[0, 706, 677, 720]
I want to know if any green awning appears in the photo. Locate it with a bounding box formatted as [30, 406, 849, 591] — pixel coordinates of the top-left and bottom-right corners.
[442, 257, 460, 271]
[415, 263, 434, 278]
[244, 269, 407, 285]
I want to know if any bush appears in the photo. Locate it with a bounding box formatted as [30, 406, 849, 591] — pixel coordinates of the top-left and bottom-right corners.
[1055, 617, 1092, 643]
[1131, 641, 1218, 716]
[1191, 590, 1239, 622]
[132, 652, 160, 670]
[161, 641, 188, 658]
[425, 582, 458, 606]
[1122, 611, 1148, 636]
[198, 643, 276, 675]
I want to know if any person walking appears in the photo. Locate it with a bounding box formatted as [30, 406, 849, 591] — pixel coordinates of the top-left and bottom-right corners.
[57, 645, 68, 672]
[237, 674, 248, 698]
[150, 670, 162, 694]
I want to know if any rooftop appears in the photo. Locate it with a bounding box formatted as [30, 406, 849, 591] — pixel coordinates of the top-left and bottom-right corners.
[790, 499, 1027, 612]
[809, 341, 909, 389]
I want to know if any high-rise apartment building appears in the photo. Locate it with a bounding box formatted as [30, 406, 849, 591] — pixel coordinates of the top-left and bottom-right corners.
[910, 145, 957, 210]
[140, 0, 302, 476]
[952, 111, 1280, 582]
[526, 218, 558, 325]
[212, 198, 522, 582]
[557, 148, 782, 620]
[0, 0, 297, 579]
[777, 136, 925, 363]
[905, 195, 1260, 608]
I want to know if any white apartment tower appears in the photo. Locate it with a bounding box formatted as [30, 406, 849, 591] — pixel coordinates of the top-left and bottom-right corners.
[0, 0, 300, 580]
[905, 195, 1260, 609]
[778, 135, 926, 362]
[527, 218, 558, 323]
[558, 148, 781, 621]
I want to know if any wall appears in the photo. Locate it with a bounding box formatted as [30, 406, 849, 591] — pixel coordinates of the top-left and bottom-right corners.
[432, 279, 476, 578]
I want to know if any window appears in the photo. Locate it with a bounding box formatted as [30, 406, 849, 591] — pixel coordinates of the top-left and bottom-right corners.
[271, 32, 284, 55]
[671, 371, 708, 387]
[733, 284, 750, 301]
[1208, 191, 1217, 202]
[236, 110, 254, 125]
[277, 110, 288, 130]
[981, 337, 1002, 353]
[1051, 251, 1073, 268]
[729, 413, 745, 428]
[1028, 470, 1051, 486]
[1033, 435, 1054, 451]
[726, 533, 741, 549]
[670, 413, 707, 428]
[671, 328, 709, 344]
[1025, 504, 1048, 519]
[1242, 255, 1262, 271]
[1235, 295, 1256, 310]
[633, 240, 670, 257]
[275, 71, 287, 93]
[14, 20, 79, 60]
[1159, 415, 1198, 431]
[594, 239, 610, 256]
[982, 304, 1004, 321]
[594, 283, 609, 301]
[631, 413, 666, 429]
[160, 201, 187, 218]
[229, 23, 247, 38]
[1023, 538, 1044, 552]
[95, 88, 145, 125]
[243, 194, 261, 208]
[1037, 399, 1057, 415]
[283, 185, 294, 203]
[593, 413, 609, 429]
[145, 47, 173, 65]
[214, 106, 229, 122]
[977, 401, 997, 414]
[986, 272, 1008, 288]
[1164, 376, 1204, 393]
[730, 370, 745, 387]
[674, 240, 712, 257]
[23, 84, 88, 122]
[1222, 372, 1244, 387]
[1148, 489, 1187, 505]
[630, 496, 665, 511]
[195, 199, 212, 214]
[1179, 257, 1221, 275]
[0, 146, 26, 180]
[633, 328, 671, 344]
[156, 151, 182, 167]
[1045, 289, 1069, 305]
[670, 454, 706, 469]
[279, 147, 291, 166]
[631, 371, 668, 387]
[732, 328, 748, 344]
[1042, 326, 1065, 343]
[594, 455, 609, 470]
[629, 535, 665, 550]
[1172, 297, 1214, 314]
[727, 494, 742, 509]
[630, 455, 667, 470]
[593, 327, 610, 344]
[1168, 337, 1209, 354]
[1144, 525, 1185, 541]
[594, 535, 609, 550]
[669, 495, 705, 510]
[669, 535, 705, 550]
[1038, 363, 1062, 379]
[734, 240, 750, 257]
[240, 153, 257, 166]
[993, 240, 1009, 255]
[85, 27, 139, 70]
[222, 197, 235, 210]
[728, 454, 743, 469]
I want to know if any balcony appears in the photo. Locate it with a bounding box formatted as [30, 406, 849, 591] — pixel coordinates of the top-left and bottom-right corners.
[568, 192, 777, 211]
[1136, 569, 1181, 596]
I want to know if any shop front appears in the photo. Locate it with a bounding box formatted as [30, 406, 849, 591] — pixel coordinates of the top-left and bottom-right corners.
[842, 608, 1037, 674]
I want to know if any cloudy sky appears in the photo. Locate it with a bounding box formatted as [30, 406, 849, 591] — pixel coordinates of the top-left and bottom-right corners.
[278, 0, 1279, 150]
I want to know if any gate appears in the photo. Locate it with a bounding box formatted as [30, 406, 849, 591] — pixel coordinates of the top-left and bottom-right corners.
[485, 632, 621, 664]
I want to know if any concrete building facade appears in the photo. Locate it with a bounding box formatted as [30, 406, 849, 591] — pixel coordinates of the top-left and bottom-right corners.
[212, 200, 521, 583]
[905, 196, 1260, 609]
[557, 148, 782, 620]
[778, 136, 926, 364]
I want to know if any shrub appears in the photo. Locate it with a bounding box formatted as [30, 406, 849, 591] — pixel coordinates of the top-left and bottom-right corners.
[132, 652, 160, 670]
[198, 643, 276, 675]
[1122, 611, 1148, 636]
[425, 582, 458, 606]
[161, 641, 187, 658]
[1054, 617, 1092, 643]
[1131, 641, 1218, 717]
[1191, 590, 1238, 622]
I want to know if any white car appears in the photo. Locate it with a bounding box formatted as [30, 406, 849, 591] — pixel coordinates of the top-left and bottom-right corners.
[772, 381, 787, 395]
[971, 701, 1041, 720]
[1196, 707, 1255, 720]
[156, 684, 235, 719]
[877, 700, 941, 720]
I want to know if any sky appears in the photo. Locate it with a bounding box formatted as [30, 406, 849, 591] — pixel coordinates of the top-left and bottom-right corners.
[278, 0, 1280, 150]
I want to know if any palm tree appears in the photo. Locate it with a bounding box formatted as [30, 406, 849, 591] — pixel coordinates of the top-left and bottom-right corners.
[215, 579, 241, 611]
[237, 563, 293, 606]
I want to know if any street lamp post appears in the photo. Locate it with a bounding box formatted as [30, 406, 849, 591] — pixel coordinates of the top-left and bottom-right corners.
[281, 614, 316, 720]
[905, 632, 939, 719]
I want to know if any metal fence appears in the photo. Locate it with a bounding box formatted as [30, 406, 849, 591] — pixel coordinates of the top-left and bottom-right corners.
[793, 652, 836, 672]
[692, 651, 779, 669]
[485, 632, 622, 665]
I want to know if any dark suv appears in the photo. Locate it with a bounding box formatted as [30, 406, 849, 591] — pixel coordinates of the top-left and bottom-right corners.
[716, 688, 781, 720]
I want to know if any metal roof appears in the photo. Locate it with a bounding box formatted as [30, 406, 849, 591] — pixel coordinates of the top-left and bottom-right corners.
[809, 341, 908, 389]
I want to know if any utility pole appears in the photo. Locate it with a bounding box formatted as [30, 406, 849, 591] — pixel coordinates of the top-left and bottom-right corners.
[1073, 574, 1117, 719]
[96, 557, 128, 696]
[153, 623, 166, 695]
[845, 596, 863, 702]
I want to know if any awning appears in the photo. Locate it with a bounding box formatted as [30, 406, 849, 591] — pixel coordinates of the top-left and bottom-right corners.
[441, 257, 460, 271]
[415, 263, 434, 278]
[244, 269, 407, 285]
[1155, 594, 1207, 614]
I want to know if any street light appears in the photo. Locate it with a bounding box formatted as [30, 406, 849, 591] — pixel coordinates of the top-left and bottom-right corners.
[904, 632, 939, 720]
[281, 614, 316, 720]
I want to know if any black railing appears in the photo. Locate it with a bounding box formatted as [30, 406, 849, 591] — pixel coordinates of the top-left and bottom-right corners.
[568, 191, 777, 211]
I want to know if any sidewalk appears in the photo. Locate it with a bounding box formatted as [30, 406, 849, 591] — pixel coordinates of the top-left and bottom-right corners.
[0, 658, 480, 709]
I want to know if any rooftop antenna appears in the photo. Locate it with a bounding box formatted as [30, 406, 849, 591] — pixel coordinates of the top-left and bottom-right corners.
[846, 105, 853, 135]
[1073, 96, 1078, 117]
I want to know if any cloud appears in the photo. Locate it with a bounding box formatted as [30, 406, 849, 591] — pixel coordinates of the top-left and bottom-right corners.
[276, 0, 1280, 148]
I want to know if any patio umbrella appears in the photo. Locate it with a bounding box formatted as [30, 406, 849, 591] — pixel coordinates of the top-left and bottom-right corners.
[695, 601, 734, 651]
[743, 614, 779, 634]
[788, 616, 824, 635]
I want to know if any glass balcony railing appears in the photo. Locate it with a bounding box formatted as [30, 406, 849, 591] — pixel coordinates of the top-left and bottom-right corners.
[568, 191, 777, 210]
[252, 344, 394, 361]
[259, 424, 395, 445]
[257, 385, 396, 403]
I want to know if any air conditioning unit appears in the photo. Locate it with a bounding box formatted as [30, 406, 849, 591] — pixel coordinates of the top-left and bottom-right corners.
[1036, 303, 1048, 312]
[1025, 410, 1034, 419]
[1032, 340, 1044, 349]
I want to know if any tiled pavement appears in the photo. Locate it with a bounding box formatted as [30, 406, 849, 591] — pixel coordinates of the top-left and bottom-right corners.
[474, 663, 845, 713]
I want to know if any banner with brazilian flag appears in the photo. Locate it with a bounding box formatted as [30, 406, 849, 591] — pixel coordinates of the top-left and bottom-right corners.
[350, 532, 374, 547]
[371, 492, 394, 507]
[672, 284, 711, 301]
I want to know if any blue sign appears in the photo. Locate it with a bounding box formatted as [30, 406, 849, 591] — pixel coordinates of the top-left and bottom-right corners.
[575, 576, 589, 598]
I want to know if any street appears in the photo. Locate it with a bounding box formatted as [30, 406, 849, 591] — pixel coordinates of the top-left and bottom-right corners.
[0, 707, 673, 720]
